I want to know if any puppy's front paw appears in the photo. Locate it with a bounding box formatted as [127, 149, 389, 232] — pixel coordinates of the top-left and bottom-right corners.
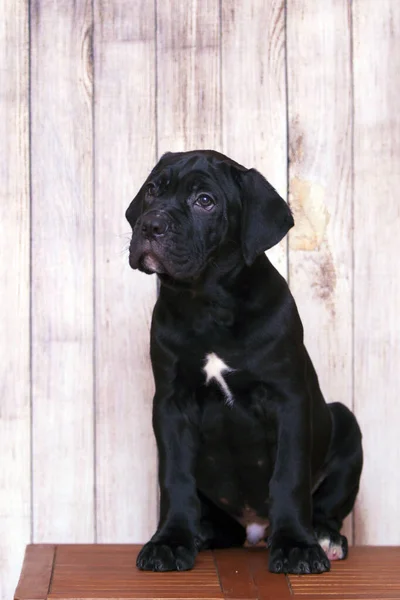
[269, 536, 330, 574]
[136, 539, 197, 572]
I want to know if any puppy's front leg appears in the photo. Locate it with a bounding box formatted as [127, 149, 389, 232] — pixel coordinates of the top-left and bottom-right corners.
[136, 392, 200, 572]
[268, 393, 330, 574]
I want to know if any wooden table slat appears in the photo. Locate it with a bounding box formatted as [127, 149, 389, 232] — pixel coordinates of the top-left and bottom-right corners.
[14, 545, 400, 600]
[49, 547, 222, 600]
[213, 548, 259, 599]
[246, 549, 292, 600]
[14, 545, 56, 600]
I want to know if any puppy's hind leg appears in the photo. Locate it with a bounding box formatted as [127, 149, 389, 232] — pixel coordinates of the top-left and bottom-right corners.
[312, 402, 363, 561]
[195, 491, 246, 550]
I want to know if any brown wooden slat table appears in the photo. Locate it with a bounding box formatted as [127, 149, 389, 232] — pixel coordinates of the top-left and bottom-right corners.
[14, 545, 400, 600]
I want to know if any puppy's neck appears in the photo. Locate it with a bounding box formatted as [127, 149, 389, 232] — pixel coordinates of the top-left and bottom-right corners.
[158, 252, 276, 326]
[159, 246, 245, 297]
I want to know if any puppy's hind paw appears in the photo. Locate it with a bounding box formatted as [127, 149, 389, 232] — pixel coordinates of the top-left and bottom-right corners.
[315, 526, 348, 561]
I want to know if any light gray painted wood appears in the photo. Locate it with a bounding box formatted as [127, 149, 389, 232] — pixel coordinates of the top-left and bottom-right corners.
[30, 0, 95, 542]
[353, 0, 400, 544]
[286, 0, 354, 540]
[0, 1, 30, 598]
[94, 0, 158, 543]
[157, 0, 221, 152]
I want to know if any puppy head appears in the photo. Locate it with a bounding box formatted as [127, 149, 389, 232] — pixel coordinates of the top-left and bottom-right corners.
[126, 150, 293, 280]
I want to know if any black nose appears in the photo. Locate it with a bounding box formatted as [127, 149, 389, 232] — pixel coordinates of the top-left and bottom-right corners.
[141, 213, 168, 238]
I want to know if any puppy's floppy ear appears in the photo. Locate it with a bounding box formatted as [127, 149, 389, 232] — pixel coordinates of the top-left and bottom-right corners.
[239, 168, 294, 266]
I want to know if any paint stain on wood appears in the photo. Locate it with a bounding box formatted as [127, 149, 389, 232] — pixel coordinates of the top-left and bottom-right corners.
[289, 177, 337, 310]
[289, 116, 305, 163]
[290, 132, 304, 163]
[311, 248, 337, 315]
[289, 177, 330, 251]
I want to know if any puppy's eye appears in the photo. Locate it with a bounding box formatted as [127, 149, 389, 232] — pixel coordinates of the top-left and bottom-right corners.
[146, 182, 156, 196]
[195, 194, 215, 210]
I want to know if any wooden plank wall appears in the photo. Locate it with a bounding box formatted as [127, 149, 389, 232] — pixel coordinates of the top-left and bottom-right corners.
[1, 0, 399, 597]
[0, 2, 30, 598]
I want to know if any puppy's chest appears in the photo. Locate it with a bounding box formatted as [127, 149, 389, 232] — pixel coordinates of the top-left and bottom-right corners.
[173, 305, 261, 405]
[178, 345, 246, 406]
[171, 295, 246, 380]
[201, 352, 236, 405]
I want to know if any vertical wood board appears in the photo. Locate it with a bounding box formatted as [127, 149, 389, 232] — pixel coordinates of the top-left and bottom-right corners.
[353, 0, 400, 544]
[157, 0, 221, 153]
[286, 0, 354, 539]
[30, 0, 94, 542]
[0, 1, 30, 598]
[94, 0, 158, 543]
[287, 0, 353, 409]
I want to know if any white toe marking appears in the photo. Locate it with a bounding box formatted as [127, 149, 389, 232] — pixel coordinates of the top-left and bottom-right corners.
[318, 537, 331, 554]
[203, 353, 234, 406]
[318, 536, 344, 560]
[246, 523, 266, 545]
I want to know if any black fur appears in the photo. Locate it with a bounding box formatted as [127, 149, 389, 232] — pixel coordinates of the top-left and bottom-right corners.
[125, 150, 363, 574]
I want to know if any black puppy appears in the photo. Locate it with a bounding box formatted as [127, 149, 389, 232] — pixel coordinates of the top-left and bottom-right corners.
[126, 150, 363, 575]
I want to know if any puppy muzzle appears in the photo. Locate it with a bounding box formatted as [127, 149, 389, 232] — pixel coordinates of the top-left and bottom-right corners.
[140, 211, 169, 240]
[129, 211, 171, 273]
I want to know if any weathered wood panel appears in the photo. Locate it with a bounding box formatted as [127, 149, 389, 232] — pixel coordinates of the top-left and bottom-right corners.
[94, 0, 158, 543]
[30, 0, 94, 542]
[286, 0, 353, 539]
[157, 0, 221, 152]
[353, 0, 400, 544]
[221, 0, 287, 277]
[0, 1, 30, 598]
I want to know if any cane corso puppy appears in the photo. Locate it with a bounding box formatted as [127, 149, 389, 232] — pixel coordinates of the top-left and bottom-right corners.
[125, 150, 363, 574]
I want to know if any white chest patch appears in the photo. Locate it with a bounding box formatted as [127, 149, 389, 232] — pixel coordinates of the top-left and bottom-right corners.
[203, 352, 235, 406]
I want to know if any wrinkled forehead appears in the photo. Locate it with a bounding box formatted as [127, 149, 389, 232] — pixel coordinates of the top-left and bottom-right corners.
[157, 152, 212, 175]
[149, 151, 241, 194]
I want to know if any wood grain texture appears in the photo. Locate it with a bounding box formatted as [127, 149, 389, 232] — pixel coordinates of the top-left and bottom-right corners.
[213, 549, 265, 600]
[287, 0, 353, 408]
[0, 1, 30, 598]
[288, 546, 400, 598]
[246, 549, 291, 600]
[353, 0, 400, 544]
[286, 0, 353, 540]
[221, 0, 288, 277]
[157, 0, 221, 153]
[94, 0, 158, 543]
[30, 0, 94, 542]
[14, 545, 55, 600]
[49, 546, 222, 598]
[15, 545, 400, 600]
